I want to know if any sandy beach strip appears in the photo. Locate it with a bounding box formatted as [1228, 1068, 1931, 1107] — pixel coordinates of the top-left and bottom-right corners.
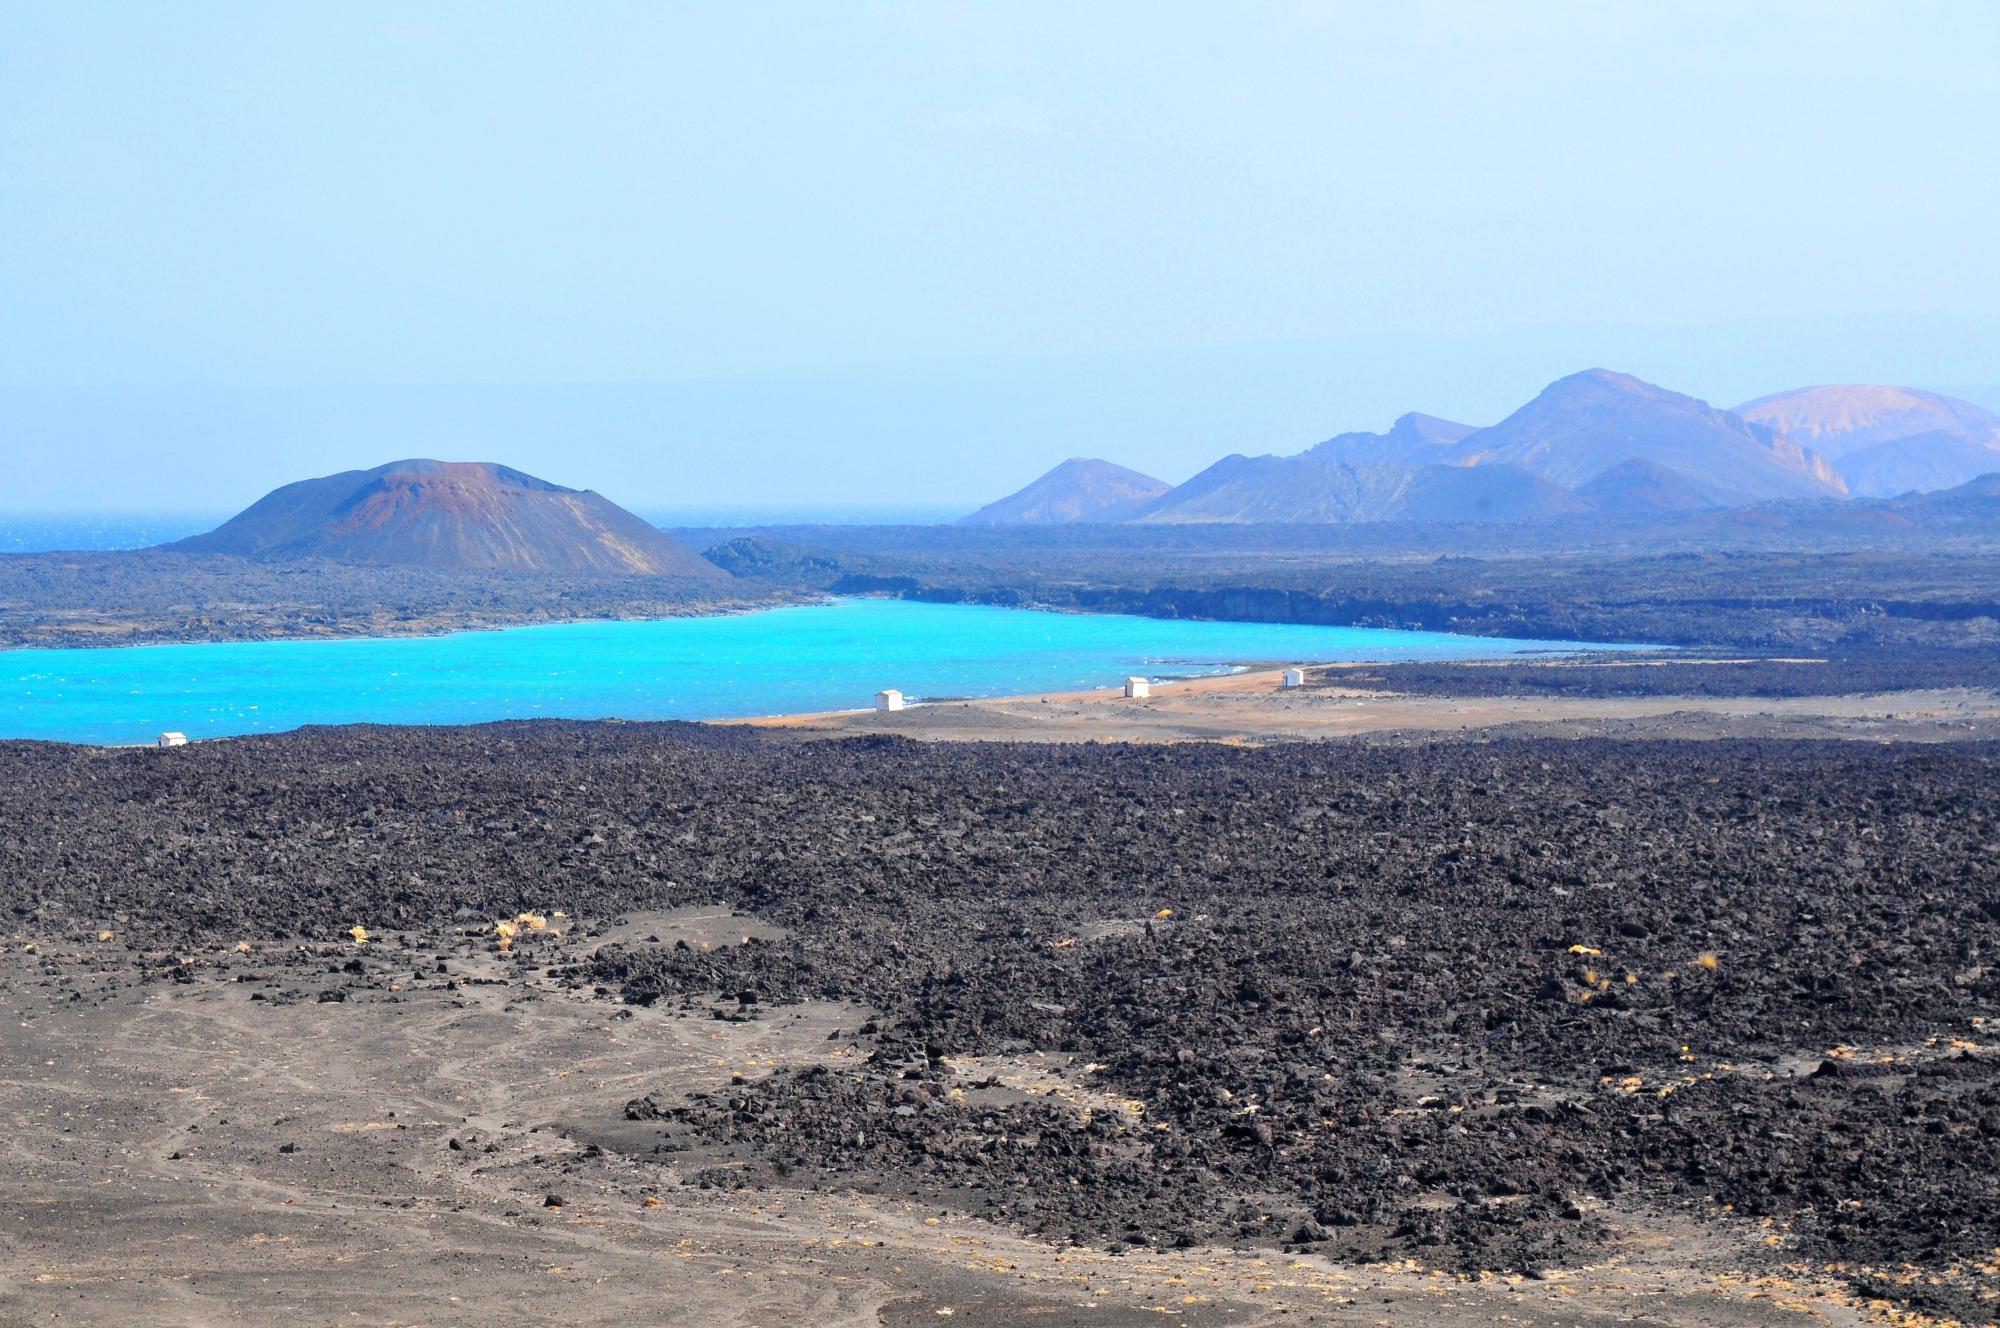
[723, 666, 2000, 745]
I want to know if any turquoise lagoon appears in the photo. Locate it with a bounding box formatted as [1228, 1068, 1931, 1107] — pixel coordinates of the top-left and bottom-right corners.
[0, 597, 1627, 745]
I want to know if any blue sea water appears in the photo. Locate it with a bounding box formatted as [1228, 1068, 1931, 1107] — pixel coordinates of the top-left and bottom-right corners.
[0, 598, 1628, 745]
[0, 512, 229, 552]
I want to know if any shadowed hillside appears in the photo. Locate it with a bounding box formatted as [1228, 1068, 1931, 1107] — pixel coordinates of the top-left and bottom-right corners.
[1737, 385, 2000, 497]
[1445, 369, 1846, 504]
[958, 458, 1171, 525]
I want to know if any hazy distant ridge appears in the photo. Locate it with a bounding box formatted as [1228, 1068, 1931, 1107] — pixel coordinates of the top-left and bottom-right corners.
[960, 368, 1945, 526]
[958, 458, 1171, 526]
[1735, 385, 2000, 497]
[1444, 368, 1845, 505]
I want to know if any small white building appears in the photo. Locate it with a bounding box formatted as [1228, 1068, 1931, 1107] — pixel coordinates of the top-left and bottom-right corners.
[1124, 676, 1150, 699]
[157, 731, 189, 748]
[874, 689, 905, 712]
[1281, 668, 1306, 689]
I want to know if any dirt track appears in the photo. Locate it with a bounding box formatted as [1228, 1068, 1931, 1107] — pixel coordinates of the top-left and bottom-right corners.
[0, 922, 1926, 1328]
[738, 667, 2000, 744]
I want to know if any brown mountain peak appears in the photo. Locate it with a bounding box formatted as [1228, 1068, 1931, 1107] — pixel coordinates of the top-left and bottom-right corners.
[169, 460, 726, 578]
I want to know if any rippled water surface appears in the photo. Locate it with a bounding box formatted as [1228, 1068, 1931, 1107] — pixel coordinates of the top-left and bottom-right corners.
[0, 597, 1629, 744]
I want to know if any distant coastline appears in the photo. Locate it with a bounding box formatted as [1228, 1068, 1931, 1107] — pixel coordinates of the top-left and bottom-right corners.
[0, 546, 786, 653]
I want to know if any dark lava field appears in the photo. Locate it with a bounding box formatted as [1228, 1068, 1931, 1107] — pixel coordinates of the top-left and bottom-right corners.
[5, 723, 1997, 1320]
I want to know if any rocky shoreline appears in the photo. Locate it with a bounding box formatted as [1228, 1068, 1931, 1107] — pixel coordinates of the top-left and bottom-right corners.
[0, 549, 785, 650]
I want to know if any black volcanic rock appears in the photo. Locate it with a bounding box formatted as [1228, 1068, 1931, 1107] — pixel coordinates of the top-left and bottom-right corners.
[958, 458, 1171, 525]
[1447, 369, 1846, 505]
[699, 535, 846, 583]
[10, 725, 1996, 1321]
[169, 460, 727, 578]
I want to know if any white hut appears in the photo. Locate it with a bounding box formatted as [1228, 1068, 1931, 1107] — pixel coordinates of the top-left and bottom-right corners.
[1124, 676, 1150, 699]
[157, 731, 189, 747]
[1281, 668, 1306, 689]
[874, 689, 905, 712]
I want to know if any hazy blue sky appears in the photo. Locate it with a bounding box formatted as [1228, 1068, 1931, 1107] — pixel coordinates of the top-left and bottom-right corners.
[5, 2, 1999, 512]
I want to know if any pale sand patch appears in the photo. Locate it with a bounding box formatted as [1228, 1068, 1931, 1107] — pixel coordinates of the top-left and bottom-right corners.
[1, 937, 1893, 1328]
[724, 669, 2000, 745]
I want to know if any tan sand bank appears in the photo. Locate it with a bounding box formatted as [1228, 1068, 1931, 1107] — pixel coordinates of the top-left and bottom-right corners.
[1, 927, 1900, 1328]
[729, 668, 2000, 745]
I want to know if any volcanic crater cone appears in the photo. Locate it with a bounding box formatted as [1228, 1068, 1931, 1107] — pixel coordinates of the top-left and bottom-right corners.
[171, 459, 725, 577]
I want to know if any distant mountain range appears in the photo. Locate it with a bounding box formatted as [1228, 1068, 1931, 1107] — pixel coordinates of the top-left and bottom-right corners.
[1446, 369, 1843, 504]
[155, 375, 2000, 572]
[958, 457, 1170, 526]
[1302, 412, 1476, 465]
[963, 370, 2000, 526]
[1734, 384, 2000, 497]
[170, 459, 727, 578]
